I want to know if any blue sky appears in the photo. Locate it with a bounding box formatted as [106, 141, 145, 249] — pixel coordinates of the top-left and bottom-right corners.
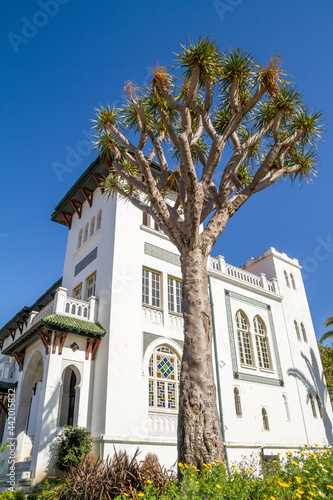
[1, 0, 333, 340]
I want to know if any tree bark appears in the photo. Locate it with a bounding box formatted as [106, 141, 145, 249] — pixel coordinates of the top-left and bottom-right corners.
[178, 246, 225, 469]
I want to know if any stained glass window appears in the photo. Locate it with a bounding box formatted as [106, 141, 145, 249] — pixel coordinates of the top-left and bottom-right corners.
[168, 277, 182, 313]
[148, 346, 181, 411]
[254, 316, 272, 370]
[142, 268, 161, 308]
[236, 311, 253, 366]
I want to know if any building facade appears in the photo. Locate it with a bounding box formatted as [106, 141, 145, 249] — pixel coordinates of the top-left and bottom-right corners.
[0, 157, 332, 487]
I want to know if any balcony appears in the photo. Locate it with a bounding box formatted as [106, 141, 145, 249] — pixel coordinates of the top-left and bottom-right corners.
[28, 287, 98, 327]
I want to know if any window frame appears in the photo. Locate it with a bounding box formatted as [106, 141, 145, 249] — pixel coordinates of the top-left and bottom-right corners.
[142, 267, 162, 309]
[86, 272, 96, 299]
[236, 310, 254, 367]
[294, 320, 301, 341]
[234, 387, 242, 417]
[73, 283, 82, 300]
[300, 322, 308, 343]
[148, 346, 181, 413]
[262, 407, 270, 431]
[167, 276, 183, 314]
[284, 270, 290, 288]
[254, 315, 272, 370]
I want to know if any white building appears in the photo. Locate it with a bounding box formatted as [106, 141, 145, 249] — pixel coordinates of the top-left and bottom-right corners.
[0, 157, 331, 488]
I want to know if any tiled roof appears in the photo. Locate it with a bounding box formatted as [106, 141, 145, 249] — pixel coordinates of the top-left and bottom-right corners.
[0, 381, 17, 391]
[43, 314, 105, 335]
[2, 314, 105, 355]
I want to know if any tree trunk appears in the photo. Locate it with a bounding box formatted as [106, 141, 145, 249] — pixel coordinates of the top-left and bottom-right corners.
[178, 246, 225, 469]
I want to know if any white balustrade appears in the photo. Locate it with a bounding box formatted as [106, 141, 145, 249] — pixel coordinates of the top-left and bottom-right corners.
[168, 313, 184, 329]
[142, 306, 164, 325]
[28, 287, 98, 328]
[209, 257, 276, 293]
[148, 412, 177, 436]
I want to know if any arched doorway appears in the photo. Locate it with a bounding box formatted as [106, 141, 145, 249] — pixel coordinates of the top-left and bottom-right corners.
[59, 366, 80, 427]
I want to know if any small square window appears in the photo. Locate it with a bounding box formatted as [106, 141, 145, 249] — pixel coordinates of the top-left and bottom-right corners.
[70, 342, 79, 352]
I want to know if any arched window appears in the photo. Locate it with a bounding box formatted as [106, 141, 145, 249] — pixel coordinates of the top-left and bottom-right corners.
[316, 394, 323, 419]
[96, 209, 102, 230]
[290, 273, 296, 290]
[90, 216, 95, 237]
[282, 394, 290, 421]
[83, 222, 89, 243]
[254, 316, 271, 369]
[262, 408, 269, 431]
[236, 311, 253, 366]
[284, 271, 290, 288]
[234, 387, 242, 417]
[309, 393, 317, 418]
[77, 228, 83, 249]
[148, 346, 181, 411]
[294, 320, 301, 341]
[300, 322, 308, 343]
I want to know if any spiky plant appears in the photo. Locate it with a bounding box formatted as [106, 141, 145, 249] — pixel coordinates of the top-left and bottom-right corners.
[93, 36, 324, 470]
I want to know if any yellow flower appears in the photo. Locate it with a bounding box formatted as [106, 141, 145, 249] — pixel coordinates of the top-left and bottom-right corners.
[301, 452, 305, 456]
[232, 464, 236, 467]
[138, 494, 144, 498]
[296, 477, 302, 484]
[178, 462, 183, 467]
[277, 452, 281, 455]
[272, 460, 277, 463]
[292, 460, 299, 466]
[327, 485, 333, 490]
[216, 484, 221, 489]
[236, 471, 241, 475]
[309, 478, 315, 480]
[184, 464, 189, 469]
[146, 480, 152, 484]
[307, 492, 315, 497]
[323, 449, 328, 454]
[195, 481, 199, 484]
[214, 459, 220, 463]
[295, 494, 302, 499]
[314, 443, 319, 446]
[271, 497, 276, 500]
[277, 481, 290, 488]
[247, 468, 253, 473]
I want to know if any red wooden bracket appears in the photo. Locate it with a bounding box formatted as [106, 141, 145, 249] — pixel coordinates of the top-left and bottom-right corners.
[50, 293, 55, 300]
[79, 187, 93, 207]
[91, 174, 105, 194]
[52, 332, 61, 354]
[60, 211, 72, 230]
[14, 351, 25, 372]
[37, 305, 44, 311]
[86, 338, 101, 360]
[58, 333, 67, 355]
[9, 329, 16, 341]
[39, 332, 52, 355]
[91, 339, 101, 361]
[69, 200, 83, 219]
[17, 322, 24, 335]
[86, 339, 94, 360]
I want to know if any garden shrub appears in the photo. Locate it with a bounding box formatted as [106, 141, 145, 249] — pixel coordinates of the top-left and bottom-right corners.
[54, 426, 93, 471]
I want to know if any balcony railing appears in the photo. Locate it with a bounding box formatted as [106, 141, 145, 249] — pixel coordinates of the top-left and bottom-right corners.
[209, 257, 279, 294]
[28, 287, 98, 327]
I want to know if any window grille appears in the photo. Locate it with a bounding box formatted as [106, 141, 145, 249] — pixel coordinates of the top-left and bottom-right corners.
[148, 346, 181, 411]
[142, 268, 161, 308]
[254, 316, 272, 369]
[236, 310, 253, 366]
[168, 276, 182, 313]
[86, 272, 96, 299]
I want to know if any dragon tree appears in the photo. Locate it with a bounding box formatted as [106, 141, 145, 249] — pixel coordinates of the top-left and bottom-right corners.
[93, 37, 323, 468]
